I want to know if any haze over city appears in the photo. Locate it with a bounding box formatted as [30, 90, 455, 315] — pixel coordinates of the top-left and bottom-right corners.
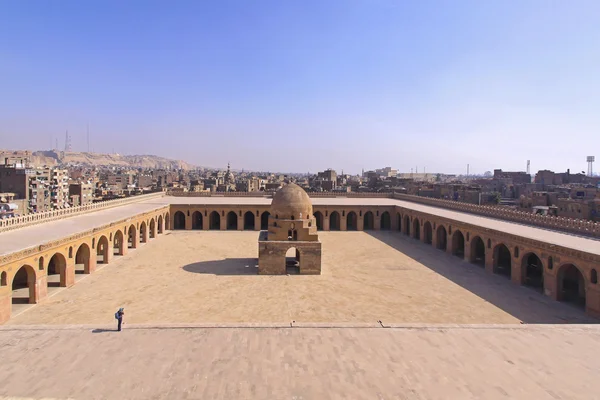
[2, 1, 600, 174]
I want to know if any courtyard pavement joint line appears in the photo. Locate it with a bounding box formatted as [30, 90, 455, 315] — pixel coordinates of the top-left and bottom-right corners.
[2, 323, 600, 332]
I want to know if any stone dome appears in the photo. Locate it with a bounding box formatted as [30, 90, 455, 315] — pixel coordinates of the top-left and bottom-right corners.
[270, 183, 313, 219]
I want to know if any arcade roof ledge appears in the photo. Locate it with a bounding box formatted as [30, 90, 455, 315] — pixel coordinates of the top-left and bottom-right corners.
[0, 192, 165, 234]
[393, 193, 600, 239]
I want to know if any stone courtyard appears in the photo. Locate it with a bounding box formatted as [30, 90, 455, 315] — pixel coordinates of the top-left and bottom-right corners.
[7, 231, 593, 325]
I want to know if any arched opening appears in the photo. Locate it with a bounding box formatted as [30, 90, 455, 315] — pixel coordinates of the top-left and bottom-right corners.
[285, 247, 300, 274]
[210, 211, 221, 230]
[260, 212, 270, 230]
[346, 211, 357, 231]
[113, 230, 124, 256]
[165, 212, 171, 230]
[412, 218, 420, 240]
[139, 221, 147, 243]
[1, 271, 6, 286]
[244, 211, 255, 230]
[97, 235, 109, 264]
[330, 211, 340, 231]
[128, 225, 137, 249]
[557, 264, 586, 309]
[192, 211, 203, 230]
[149, 219, 156, 238]
[493, 244, 512, 278]
[363, 211, 374, 230]
[403, 215, 410, 236]
[11, 265, 36, 305]
[380, 211, 391, 230]
[158, 215, 163, 233]
[470, 236, 485, 267]
[174, 211, 186, 230]
[436, 226, 447, 251]
[47, 253, 67, 288]
[226, 211, 238, 230]
[451, 230, 465, 258]
[38, 256, 44, 271]
[314, 211, 323, 230]
[521, 253, 544, 291]
[396, 213, 402, 232]
[423, 221, 433, 244]
[75, 243, 91, 274]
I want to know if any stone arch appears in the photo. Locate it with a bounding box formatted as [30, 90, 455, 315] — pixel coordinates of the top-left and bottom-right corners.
[158, 215, 164, 233]
[330, 211, 340, 231]
[75, 243, 91, 274]
[347, 211, 357, 231]
[174, 211, 186, 230]
[363, 211, 374, 230]
[451, 230, 465, 258]
[396, 213, 402, 232]
[521, 252, 544, 291]
[557, 263, 586, 308]
[380, 211, 391, 230]
[97, 235, 109, 264]
[493, 243, 512, 278]
[412, 217, 420, 240]
[243, 211, 255, 230]
[11, 264, 36, 305]
[314, 211, 323, 230]
[38, 256, 44, 271]
[436, 225, 447, 251]
[470, 236, 485, 267]
[139, 221, 147, 243]
[47, 252, 67, 288]
[285, 247, 300, 274]
[165, 212, 171, 230]
[423, 221, 433, 244]
[149, 218, 156, 238]
[113, 230, 125, 256]
[403, 215, 410, 236]
[260, 211, 270, 230]
[127, 225, 137, 249]
[210, 211, 221, 230]
[226, 211, 238, 230]
[192, 211, 203, 230]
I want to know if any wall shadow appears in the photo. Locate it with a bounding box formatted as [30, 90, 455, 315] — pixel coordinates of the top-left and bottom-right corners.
[182, 258, 259, 276]
[366, 231, 597, 324]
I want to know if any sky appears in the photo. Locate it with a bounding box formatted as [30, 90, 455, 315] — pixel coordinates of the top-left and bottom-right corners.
[1, 1, 600, 175]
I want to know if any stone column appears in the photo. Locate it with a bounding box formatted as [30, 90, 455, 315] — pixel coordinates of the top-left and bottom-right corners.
[36, 275, 48, 303]
[130, 230, 139, 249]
[375, 217, 381, 230]
[586, 285, 600, 318]
[544, 270, 558, 299]
[203, 214, 209, 230]
[185, 215, 192, 230]
[485, 250, 494, 274]
[220, 213, 227, 230]
[0, 291, 10, 324]
[391, 213, 399, 231]
[511, 259, 523, 285]
[446, 235, 453, 255]
[64, 261, 75, 287]
[421, 231, 428, 244]
[464, 241, 472, 263]
[323, 215, 330, 231]
[254, 214, 261, 231]
[87, 251, 97, 274]
[238, 215, 244, 231]
[357, 216, 364, 231]
[340, 215, 347, 231]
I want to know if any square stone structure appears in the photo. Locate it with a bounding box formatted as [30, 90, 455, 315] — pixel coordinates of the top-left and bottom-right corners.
[258, 183, 322, 275]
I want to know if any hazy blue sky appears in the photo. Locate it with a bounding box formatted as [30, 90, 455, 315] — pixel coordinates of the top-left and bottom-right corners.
[1, 1, 600, 174]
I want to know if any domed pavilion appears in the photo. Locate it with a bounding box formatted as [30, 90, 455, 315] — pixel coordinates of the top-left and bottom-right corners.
[258, 183, 322, 275]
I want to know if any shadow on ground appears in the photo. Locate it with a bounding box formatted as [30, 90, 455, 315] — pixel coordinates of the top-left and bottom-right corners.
[366, 231, 597, 324]
[91, 328, 117, 333]
[183, 258, 259, 275]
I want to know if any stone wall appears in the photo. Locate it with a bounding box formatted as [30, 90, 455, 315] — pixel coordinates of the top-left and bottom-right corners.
[393, 193, 600, 239]
[166, 191, 393, 198]
[0, 192, 165, 233]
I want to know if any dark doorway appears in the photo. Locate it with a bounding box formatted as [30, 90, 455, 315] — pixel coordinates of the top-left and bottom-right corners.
[12, 265, 35, 305]
[347, 212, 357, 230]
[244, 211, 255, 230]
[192, 211, 203, 230]
[363, 211, 374, 230]
[210, 211, 221, 230]
[493, 244, 512, 278]
[227, 211, 238, 230]
[412, 218, 420, 240]
[423, 221, 432, 244]
[330, 211, 340, 231]
[260, 212, 270, 230]
[75, 243, 91, 274]
[470, 236, 485, 267]
[436, 226, 447, 251]
[558, 264, 586, 308]
[380, 212, 391, 230]
[174, 211, 186, 230]
[314, 212, 323, 230]
[97, 235, 109, 264]
[452, 230, 465, 258]
[47, 253, 66, 288]
[403, 216, 410, 236]
[522, 253, 544, 291]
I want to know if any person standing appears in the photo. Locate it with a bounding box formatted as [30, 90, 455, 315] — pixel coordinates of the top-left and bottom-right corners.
[115, 308, 125, 331]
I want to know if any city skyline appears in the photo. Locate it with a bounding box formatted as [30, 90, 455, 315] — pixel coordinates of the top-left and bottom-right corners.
[2, 1, 600, 174]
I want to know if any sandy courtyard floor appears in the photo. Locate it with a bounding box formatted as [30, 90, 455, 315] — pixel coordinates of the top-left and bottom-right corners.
[7, 231, 594, 325]
[1, 324, 600, 400]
